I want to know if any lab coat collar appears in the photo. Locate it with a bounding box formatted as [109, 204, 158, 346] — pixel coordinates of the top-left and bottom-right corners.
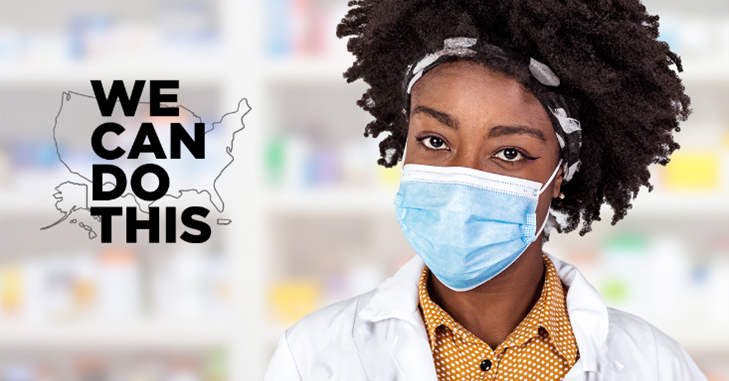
[356, 253, 611, 379]
[548, 253, 611, 375]
[358, 254, 424, 323]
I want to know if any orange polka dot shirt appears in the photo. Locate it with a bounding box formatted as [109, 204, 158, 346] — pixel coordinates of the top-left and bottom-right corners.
[418, 253, 579, 381]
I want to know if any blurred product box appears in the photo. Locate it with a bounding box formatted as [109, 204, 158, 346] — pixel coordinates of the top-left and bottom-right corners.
[264, 0, 351, 59]
[0, 265, 23, 316]
[664, 151, 721, 190]
[0, 349, 224, 381]
[268, 281, 320, 325]
[0, 248, 229, 322]
[151, 251, 230, 320]
[96, 249, 140, 320]
[264, 134, 398, 190]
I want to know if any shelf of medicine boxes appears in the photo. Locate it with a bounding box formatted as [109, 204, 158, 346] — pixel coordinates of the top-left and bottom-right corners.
[0, 56, 356, 84]
[261, 56, 357, 83]
[263, 187, 399, 214]
[256, 56, 729, 84]
[678, 58, 729, 84]
[257, 187, 729, 217]
[0, 190, 397, 216]
[0, 52, 724, 84]
[0, 319, 232, 348]
[0, 59, 229, 84]
[258, 53, 729, 83]
[0, 189, 71, 214]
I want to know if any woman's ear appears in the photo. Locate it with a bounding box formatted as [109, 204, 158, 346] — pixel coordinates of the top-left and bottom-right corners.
[552, 165, 564, 199]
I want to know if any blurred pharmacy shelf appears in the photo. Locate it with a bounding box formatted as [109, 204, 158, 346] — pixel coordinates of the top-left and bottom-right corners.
[0, 190, 80, 214]
[666, 327, 729, 355]
[0, 348, 225, 381]
[0, 0, 261, 379]
[5, 188, 729, 217]
[0, 320, 231, 348]
[0, 61, 227, 84]
[627, 191, 729, 217]
[259, 189, 729, 217]
[263, 188, 397, 213]
[680, 60, 729, 84]
[262, 57, 356, 83]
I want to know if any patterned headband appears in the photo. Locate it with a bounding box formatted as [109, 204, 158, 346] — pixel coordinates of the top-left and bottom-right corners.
[403, 37, 582, 183]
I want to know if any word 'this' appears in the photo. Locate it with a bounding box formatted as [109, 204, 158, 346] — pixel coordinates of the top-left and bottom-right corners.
[88, 80, 211, 244]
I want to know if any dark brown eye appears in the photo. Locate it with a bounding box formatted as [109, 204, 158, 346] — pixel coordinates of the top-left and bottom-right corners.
[495, 148, 524, 162]
[421, 136, 449, 150]
[503, 148, 518, 160]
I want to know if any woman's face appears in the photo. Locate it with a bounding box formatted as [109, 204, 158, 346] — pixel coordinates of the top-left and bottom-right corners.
[405, 60, 563, 226]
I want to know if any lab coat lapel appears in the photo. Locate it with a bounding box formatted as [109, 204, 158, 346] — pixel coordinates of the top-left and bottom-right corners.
[354, 255, 437, 380]
[390, 310, 438, 380]
[548, 253, 623, 380]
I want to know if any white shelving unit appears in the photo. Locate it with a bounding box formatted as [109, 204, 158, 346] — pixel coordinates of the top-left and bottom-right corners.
[263, 188, 396, 214]
[0, 62, 226, 84]
[262, 58, 356, 83]
[0, 320, 232, 348]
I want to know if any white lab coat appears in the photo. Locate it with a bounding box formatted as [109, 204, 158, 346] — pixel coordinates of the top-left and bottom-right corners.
[263, 253, 708, 381]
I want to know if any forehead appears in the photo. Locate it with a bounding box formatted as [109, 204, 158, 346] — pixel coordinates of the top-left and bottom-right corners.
[409, 61, 551, 131]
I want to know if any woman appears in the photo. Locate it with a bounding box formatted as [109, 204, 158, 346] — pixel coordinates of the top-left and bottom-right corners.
[264, 0, 705, 380]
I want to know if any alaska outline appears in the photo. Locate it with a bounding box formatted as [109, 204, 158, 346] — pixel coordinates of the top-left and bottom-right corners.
[40, 180, 88, 230]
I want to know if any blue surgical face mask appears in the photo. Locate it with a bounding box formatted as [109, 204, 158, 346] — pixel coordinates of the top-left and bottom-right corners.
[394, 160, 562, 291]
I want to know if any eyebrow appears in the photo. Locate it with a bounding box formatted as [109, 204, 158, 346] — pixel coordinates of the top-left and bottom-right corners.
[411, 105, 547, 142]
[488, 125, 547, 142]
[411, 105, 460, 130]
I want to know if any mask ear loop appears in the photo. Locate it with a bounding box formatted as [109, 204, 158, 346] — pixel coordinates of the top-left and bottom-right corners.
[534, 207, 552, 240]
[538, 159, 563, 195]
[400, 139, 408, 174]
[534, 158, 563, 240]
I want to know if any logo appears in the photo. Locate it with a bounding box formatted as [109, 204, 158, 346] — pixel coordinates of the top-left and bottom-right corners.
[42, 80, 250, 244]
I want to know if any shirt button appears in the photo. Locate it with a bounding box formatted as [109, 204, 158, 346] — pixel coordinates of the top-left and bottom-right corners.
[480, 359, 492, 372]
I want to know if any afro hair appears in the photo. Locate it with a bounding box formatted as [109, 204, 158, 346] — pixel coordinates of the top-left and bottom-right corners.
[336, 0, 691, 235]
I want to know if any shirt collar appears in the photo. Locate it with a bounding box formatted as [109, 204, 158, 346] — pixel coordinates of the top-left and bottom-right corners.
[416, 254, 577, 367]
[417, 266, 489, 350]
[507, 254, 578, 365]
[417, 268, 444, 350]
